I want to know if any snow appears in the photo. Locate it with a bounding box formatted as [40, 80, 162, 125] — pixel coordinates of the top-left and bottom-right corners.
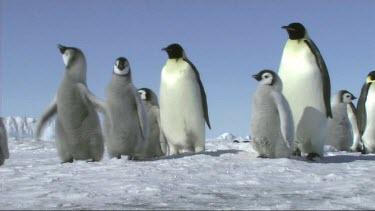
[2, 116, 55, 141]
[1, 136, 375, 209]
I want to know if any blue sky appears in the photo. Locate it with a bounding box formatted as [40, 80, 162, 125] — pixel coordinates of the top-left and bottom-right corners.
[1, 0, 375, 138]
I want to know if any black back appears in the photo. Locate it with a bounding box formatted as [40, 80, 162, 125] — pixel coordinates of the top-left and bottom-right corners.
[304, 39, 332, 118]
[183, 58, 211, 129]
[357, 82, 371, 135]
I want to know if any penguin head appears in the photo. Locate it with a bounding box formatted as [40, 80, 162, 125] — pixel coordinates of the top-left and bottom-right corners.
[113, 57, 131, 76]
[339, 90, 357, 104]
[138, 88, 149, 101]
[252, 70, 277, 86]
[282, 22, 307, 40]
[138, 88, 159, 106]
[162, 43, 186, 59]
[58, 44, 85, 68]
[366, 71, 375, 84]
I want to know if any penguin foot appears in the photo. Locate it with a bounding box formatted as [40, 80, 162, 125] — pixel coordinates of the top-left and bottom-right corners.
[306, 153, 320, 161]
[86, 159, 99, 162]
[360, 144, 367, 154]
[293, 148, 302, 156]
[61, 158, 74, 164]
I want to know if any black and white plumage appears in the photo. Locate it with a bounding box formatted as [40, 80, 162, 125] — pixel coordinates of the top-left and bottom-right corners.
[250, 70, 294, 158]
[357, 71, 375, 153]
[159, 43, 210, 155]
[347, 102, 364, 152]
[0, 118, 9, 166]
[138, 88, 168, 157]
[278, 22, 332, 160]
[35, 44, 104, 162]
[327, 90, 356, 151]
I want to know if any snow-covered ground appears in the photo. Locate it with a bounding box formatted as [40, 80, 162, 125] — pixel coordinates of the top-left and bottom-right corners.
[1, 136, 375, 210]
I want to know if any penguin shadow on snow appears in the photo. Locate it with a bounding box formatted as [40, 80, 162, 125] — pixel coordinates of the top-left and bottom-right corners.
[317, 154, 375, 164]
[289, 153, 375, 164]
[131, 149, 243, 162]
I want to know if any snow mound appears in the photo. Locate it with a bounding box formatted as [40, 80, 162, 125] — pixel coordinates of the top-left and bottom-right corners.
[1, 116, 55, 141]
[216, 133, 237, 141]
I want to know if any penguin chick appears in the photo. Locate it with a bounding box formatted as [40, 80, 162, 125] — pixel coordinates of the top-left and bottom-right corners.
[138, 88, 168, 156]
[250, 69, 294, 158]
[35, 44, 104, 162]
[327, 90, 356, 151]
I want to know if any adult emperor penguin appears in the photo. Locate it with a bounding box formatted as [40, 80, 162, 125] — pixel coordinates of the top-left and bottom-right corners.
[138, 88, 168, 157]
[279, 22, 332, 160]
[327, 90, 356, 151]
[0, 118, 9, 166]
[250, 70, 294, 158]
[36, 44, 104, 162]
[357, 71, 375, 154]
[103, 57, 149, 159]
[160, 43, 211, 155]
[347, 101, 364, 152]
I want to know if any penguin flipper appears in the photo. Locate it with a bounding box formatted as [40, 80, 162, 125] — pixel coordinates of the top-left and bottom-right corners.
[76, 83, 109, 118]
[304, 39, 332, 118]
[183, 58, 211, 129]
[133, 87, 149, 141]
[271, 91, 294, 150]
[35, 96, 57, 141]
[357, 82, 370, 136]
[152, 106, 168, 155]
[0, 119, 9, 159]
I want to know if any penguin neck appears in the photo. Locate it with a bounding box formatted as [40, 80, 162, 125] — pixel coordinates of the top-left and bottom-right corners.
[288, 32, 310, 42]
[65, 60, 87, 84]
[166, 58, 184, 64]
[112, 74, 132, 84]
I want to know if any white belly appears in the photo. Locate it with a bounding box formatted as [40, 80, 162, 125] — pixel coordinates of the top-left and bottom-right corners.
[363, 85, 375, 152]
[159, 59, 205, 152]
[278, 40, 327, 155]
[279, 40, 326, 124]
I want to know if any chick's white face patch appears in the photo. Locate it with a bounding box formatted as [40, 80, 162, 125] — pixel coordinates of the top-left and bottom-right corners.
[113, 60, 130, 75]
[138, 90, 147, 100]
[62, 50, 73, 67]
[343, 93, 353, 104]
[260, 72, 274, 85]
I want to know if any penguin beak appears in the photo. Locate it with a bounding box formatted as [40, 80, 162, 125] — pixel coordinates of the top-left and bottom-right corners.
[252, 74, 262, 81]
[282, 26, 295, 31]
[57, 44, 67, 54]
[352, 96, 357, 100]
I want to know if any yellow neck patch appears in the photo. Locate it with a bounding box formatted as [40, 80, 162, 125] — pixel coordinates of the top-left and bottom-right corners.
[366, 76, 374, 84]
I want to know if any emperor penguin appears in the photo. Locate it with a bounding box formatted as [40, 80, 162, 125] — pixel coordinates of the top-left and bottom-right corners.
[250, 70, 294, 158]
[35, 44, 104, 163]
[138, 88, 168, 157]
[0, 118, 9, 166]
[278, 22, 332, 160]
[357, 71, 375, 154]
[159, 43, 211, 155]
[347, 101, 364, 152]
[327, 90, 356, 151]
[103, 57, 149, 159]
